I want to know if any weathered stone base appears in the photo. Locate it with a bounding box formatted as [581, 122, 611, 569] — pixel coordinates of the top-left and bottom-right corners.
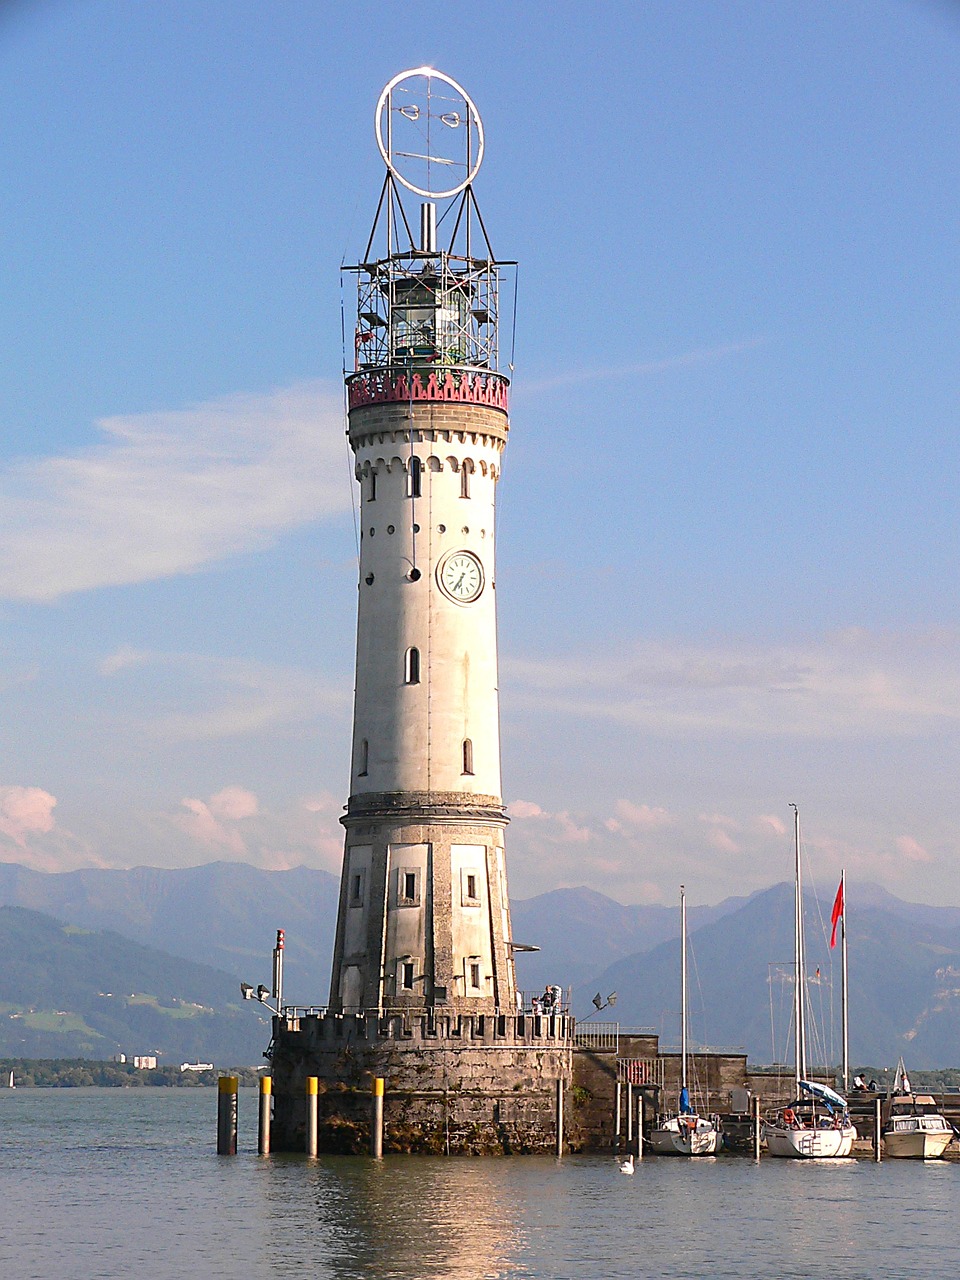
[269, 1010, 573, 1155]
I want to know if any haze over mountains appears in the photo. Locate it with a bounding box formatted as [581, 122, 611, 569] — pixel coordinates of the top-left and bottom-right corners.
[1, 861, 958, 1068]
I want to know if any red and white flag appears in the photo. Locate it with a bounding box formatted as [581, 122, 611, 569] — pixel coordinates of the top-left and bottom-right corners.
[829, 877, 844, 948]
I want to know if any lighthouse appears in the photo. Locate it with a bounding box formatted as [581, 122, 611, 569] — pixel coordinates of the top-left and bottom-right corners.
[331, 67, 516, 1018]
[269, 69, 571, 1154]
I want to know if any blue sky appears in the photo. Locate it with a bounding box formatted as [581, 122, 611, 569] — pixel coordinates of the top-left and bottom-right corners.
[1, 0, 959, 907]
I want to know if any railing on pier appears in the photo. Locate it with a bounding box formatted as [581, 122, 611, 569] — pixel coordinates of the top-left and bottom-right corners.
[617, 1056, 665, 1089]
[574, 1022, 620, 1052]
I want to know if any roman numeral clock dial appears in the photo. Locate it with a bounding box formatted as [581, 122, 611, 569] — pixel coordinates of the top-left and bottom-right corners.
[438, 550, 484, 603]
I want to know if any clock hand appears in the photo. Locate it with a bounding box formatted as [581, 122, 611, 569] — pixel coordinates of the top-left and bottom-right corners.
[454, 573, 465, 591]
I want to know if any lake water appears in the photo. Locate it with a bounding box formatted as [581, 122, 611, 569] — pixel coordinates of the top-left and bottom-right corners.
[2, 1087, 959, 1279]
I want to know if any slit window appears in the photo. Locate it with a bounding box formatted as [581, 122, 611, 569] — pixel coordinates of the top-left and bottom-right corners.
[398, 868, 421, 906]
[401, 961, 415, 990]
[368, 471, 377, 502]
[461, 868, 481, 906]
[350, 871, 365, 906]
[405, 647, 421, 684]
[469, 961, 481, 990]
[462, 738, 474, 775]
[460, 465, 471, 499]
[407, 457, 422, 499]
[358, 738, 368, 776]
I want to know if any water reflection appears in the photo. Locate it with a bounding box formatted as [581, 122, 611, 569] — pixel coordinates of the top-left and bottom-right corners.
[262, 1155, 533, 1279]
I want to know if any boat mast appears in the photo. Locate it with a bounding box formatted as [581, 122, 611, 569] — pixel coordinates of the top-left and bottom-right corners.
[791, 804, 806, 1090]
[841, 866, 848, 1093]
[680, 883, 687, 1095]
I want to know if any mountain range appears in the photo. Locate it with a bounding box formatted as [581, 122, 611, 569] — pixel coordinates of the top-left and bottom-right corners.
[0, 904, 269, 1063]
[1, 861, 958, 1067]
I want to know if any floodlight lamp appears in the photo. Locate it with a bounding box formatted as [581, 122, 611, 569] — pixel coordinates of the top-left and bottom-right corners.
[257, 984, 270, 1002]
[592, 993, 603, 1010]
[607, 992, 618, 1007]
[240, 982, 254, 1000]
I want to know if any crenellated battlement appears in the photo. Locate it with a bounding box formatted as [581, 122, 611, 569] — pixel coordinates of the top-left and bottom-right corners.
[274, 1009, 573, 1046]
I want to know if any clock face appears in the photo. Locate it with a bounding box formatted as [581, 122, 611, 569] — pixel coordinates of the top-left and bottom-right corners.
[438, 551, 484, 603]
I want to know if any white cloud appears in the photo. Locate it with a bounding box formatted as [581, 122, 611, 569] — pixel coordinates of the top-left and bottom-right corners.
[615, 800, 674, 829]
[100, 648, 349, 743]
[0, 785, 56, 846]
[895, 835, 932, 864]
[0, 381, 350, 601]
[504, 629, 960, 740]
[166, 789, 342, 872]
[521, 337, 766, 393]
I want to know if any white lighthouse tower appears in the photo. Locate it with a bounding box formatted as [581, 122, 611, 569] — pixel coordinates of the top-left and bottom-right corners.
[330, 68, 517, 1017]
[270, 70, 571, 1155]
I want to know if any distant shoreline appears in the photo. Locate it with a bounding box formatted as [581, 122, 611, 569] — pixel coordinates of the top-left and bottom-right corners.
[1, 1059, 265, 1088]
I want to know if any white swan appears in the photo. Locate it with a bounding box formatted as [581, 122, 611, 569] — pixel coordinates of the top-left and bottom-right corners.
[619, 1154, 635, 1174]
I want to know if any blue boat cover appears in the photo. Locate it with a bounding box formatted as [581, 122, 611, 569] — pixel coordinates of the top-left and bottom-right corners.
[800, 1079, 848, 1110]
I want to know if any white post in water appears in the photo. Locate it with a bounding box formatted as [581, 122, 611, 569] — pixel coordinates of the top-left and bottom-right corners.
[614, 1080, 622, 1150]
[371, 1077, 384, 1158]
[636, 1093, 644, 1161]
[875, 1096, 882, 1162]
[306, 1077, 318, 1157]
[754, 1093, 762, 1163]
[258, 1075, 272, 1156]
[626, 1084, 633, 1148]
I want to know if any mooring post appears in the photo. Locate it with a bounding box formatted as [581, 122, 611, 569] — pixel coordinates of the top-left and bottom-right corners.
[636, 1093, 644, 1160]
[754, 1093, 762, 1163]
[217, 1075, 238, 1156]
[875, 1096, 882, 1162]
[258, 1074, 272, 1156]
[371, 1076, 384, 1159]
[614, 1080, 622, 1150]
[556, 1078, 565, 1158]
[305, 1076, 318, 1158]
[626, 1084, 633, 1148]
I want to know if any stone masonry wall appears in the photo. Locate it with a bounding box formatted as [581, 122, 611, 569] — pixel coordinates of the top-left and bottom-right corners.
[270, 1011, 573, 1155]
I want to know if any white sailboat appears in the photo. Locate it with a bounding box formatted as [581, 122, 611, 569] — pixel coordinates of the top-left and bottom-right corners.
[764, 806, 857, 1159]
[649, 885, 720, 1157]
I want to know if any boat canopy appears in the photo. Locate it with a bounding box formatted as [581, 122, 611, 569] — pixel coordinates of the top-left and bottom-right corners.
[800, 1080, 848, 1110]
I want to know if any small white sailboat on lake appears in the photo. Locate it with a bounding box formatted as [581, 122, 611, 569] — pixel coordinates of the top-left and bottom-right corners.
[649, 885, 720, 1157]
[764, 806, 856, 1159]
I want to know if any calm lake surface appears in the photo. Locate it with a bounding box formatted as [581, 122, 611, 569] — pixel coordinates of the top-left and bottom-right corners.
[2, 1087, 959, 1279]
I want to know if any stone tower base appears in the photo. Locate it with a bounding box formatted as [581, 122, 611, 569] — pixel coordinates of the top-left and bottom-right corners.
[269, 1010, 573, 1155]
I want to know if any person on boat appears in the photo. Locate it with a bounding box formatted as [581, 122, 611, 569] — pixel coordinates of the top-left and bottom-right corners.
[868, 1078, 879, 1092]
[679, 1086, 693, 1115]
[853, 1075, 868, 1092]
[783, 1107, 798, 1128]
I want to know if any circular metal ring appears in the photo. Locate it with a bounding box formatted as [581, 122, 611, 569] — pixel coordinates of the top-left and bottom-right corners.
[375, 67, 484, 199]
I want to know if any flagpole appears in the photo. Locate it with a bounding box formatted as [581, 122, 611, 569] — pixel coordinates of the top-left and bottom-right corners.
[841, 867, 848, 1093]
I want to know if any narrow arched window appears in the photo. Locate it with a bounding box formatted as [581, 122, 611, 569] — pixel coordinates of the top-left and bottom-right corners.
[368, 470, 377, 502]
[460, 463, 471, 499]
[407, 456, 422, 499]
[357, 738, 368, 777]
[462, 738, 474, 775]
[405, 647, 420, 684]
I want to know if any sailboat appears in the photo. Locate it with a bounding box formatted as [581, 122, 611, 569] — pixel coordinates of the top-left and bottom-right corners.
[649, 885, 720, 1156]
[764, 806, 857, 1158]
[6, 1070, 14, 1088]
